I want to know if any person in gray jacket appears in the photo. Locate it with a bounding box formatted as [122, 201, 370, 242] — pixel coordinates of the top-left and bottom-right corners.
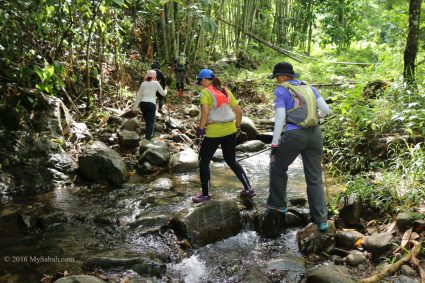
[266, 62, 331, 233]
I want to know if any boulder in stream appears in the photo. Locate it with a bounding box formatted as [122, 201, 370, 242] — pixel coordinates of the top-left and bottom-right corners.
[170, 200, 242, 248]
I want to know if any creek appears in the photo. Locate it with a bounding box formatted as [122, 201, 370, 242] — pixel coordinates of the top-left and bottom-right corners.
[0, 151, 335, 282]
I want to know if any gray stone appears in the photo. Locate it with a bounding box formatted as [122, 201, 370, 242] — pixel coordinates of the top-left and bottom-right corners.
[121, 117, 140, 131]
[266, 253, 306, 272]
[78, 140, 128, 185]
[335, 230, 364, 249]
[307, 265, 355, 283]
[235, 140, 265, 152]
[170, 200, 241, 248]
[168, 148, 198, 173]
[83, 257, 165, 277]
[338, 193, 362, 225]
[392, 275, 420, 283]
[363, 232, 394, 255]
[400, 264, 417, 277]
[297, 221, 336, 256]
[240, 116, 259, 140]
[139, 141, 170, 166]
[149, 177, 173, 191]
[396, 212, 423, 231]
[55, 275, 107, 283]
[345, 250, 367, 266]
[118, 130, 140, 148]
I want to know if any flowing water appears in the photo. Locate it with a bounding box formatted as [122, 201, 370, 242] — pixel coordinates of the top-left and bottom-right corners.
[0, 151, 331, 282]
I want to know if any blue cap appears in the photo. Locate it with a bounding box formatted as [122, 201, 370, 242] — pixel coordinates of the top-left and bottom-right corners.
[196, 69, 214, 80]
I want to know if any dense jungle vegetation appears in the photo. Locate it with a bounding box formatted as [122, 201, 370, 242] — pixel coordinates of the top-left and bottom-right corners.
[0, 0, 424, 217]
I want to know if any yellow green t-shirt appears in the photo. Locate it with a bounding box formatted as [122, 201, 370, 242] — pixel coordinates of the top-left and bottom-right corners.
[200, 88, 238, 138]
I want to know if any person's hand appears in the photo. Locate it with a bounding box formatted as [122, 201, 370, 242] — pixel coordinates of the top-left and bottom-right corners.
[270, 144, 278, 162]
[196, 128, 205, 138]
[236, 126, 242, 138]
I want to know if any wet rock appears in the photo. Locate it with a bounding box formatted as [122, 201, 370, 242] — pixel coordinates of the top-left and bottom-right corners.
[168, 148, 198, 173]
[255, 208, 286, 238]
[362, 232, 394, 255]
[289, 197, 307, 206]
[118, 130, 139, 148]
[121, 117, 141, 131]
[345, 250, 366, 266]
[266, 253, 306, 272]
[297, 221, 336, 256]
[170, 200, 241, 248]
[83, 257, 166, 277]
[285, 210, 304, 227]
[338, 193, 362, 226]
[55, 275, 107, 283]
[149, 177, 173, 191]
[36, 211, 66, 228]
[235, 140, 265, 152]
[139, 141, 170, 167]
[130, 214, 169, 229]
[288, 207, 311, 226]
[335, 230, 364, 249]
[306, 265, 355, 283]
[240, 116, 259, 140]
[396, 212, 423, 231]
[78, 140, 128, 185]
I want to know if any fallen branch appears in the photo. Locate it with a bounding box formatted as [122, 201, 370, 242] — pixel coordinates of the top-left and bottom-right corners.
[357, 241, 421, 283]
[410, 240, 425, 283]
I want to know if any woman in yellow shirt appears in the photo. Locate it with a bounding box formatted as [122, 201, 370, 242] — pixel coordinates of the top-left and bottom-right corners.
[192, 69, 256, 203]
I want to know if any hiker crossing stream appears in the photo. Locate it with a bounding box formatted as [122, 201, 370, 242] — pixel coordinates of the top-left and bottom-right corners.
[0, 150, 333, 282]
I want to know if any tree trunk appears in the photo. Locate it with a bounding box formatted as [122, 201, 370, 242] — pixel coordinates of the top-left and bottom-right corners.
[403, 0, 422, 87]
[85, 0, 99, 110]
[169, 1, 177, 59]
[160, 8, 169, 62]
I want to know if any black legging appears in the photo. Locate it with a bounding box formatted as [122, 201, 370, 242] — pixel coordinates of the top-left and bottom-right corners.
[198, 133, 252, 195]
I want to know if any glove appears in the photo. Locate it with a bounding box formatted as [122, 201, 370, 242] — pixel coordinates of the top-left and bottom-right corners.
[196, 128, 205, 138]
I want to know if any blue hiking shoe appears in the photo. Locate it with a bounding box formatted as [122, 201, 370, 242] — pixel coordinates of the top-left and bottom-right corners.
[265, 204, 287, 214]
[192, 193, 211, 203]
[240, 188, 256, 197]
[319, 222, 329, 232]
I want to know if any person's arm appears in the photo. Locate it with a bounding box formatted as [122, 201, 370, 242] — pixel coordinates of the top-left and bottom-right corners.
[271, 108, 286, 146]
[311, 86, 331, 117]
[133, 85, 143, 111]
[271, 87, 287, 147]
[232, 104, 243, 128]
[155, 81, 167, 97]
[198, 104, 209, 129]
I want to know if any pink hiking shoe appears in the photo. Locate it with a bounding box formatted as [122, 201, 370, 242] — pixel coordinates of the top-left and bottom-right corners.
[192, 193, 211, 203]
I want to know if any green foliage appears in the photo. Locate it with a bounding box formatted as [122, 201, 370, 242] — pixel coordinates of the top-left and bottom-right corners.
[34, 61, 66, 95]
[316, 0, 362, 50]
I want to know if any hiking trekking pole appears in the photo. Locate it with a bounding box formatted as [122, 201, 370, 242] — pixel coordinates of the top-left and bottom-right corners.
[322, 162, 330, 203]
[237, 147, 271, 162]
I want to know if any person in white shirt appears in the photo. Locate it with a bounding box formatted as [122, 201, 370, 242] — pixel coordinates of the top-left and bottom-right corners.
[133, 70, 167, 140]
